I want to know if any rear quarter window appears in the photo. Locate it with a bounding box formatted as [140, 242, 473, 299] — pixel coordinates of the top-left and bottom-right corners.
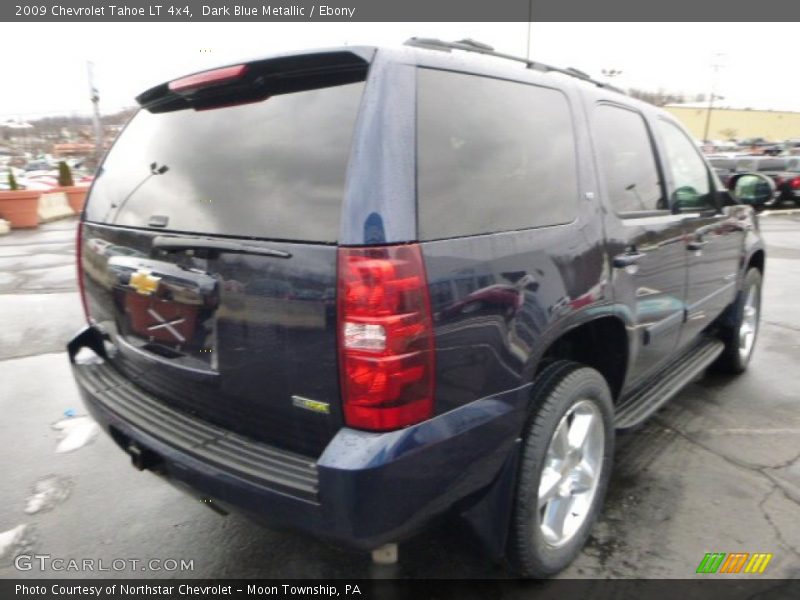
[416, 69, 579, 240]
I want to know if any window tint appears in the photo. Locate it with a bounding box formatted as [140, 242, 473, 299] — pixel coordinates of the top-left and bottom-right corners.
[85, 80, 366, 242]
[657, 119, 714, 212]
[594, 105, 664, 215]
[417, 69, 579, 240]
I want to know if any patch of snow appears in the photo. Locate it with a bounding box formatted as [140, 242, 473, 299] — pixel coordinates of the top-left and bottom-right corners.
[0, 525, 26, 559]
[52, 416, 98, 453]
[24, 476, 72, 514]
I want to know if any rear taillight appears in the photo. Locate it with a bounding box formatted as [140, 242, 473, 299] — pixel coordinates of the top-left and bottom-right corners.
[76, 221, 89, 323]
[337, 244, 435, 431]
[791, 176, 800, 190]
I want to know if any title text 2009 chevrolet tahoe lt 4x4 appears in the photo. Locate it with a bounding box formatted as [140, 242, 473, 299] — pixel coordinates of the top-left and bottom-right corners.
[68, 38, 771, 576]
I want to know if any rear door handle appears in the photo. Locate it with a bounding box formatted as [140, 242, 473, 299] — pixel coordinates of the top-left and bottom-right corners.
[687, 240, 709, 251]
[613, 252, 647, 268]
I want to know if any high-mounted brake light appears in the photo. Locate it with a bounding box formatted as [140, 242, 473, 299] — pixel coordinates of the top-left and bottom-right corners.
[168, 64, 248, 93]
[337, 244, 436, 431]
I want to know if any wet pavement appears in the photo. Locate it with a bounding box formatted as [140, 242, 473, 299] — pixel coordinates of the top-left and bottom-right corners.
[0, 215, 798, 579]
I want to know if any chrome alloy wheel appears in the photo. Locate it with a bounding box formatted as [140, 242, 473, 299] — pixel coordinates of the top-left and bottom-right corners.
[537, 400, 605, 547]
[738, 286, 759, 362]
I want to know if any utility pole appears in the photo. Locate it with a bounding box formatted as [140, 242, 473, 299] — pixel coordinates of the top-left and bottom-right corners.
[525, 0, 533, 60]
[86, 61, 103, 164]
[702, 53, 726, 143]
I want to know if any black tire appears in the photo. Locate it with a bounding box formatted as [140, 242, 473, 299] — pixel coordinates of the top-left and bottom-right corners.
[508, 361, 615, 578]
[715, 268, 762, 374]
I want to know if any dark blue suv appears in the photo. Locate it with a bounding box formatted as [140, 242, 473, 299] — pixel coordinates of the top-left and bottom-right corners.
[68, 39, 769, 576]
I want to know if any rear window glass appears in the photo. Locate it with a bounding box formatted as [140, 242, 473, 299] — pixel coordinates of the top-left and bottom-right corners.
[85, 80, 366, 242]
[417, 69, 579, 240]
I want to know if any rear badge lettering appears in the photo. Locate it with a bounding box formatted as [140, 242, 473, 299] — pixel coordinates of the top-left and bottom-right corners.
[292, 396, 330, 414]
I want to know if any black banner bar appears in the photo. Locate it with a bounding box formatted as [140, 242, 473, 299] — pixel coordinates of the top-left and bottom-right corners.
[3, 0, 800, 22]
[3, 579, 800, 600]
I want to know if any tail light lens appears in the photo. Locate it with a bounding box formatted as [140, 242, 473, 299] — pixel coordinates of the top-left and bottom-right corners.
[337, 244, 435, 431]
[791, 176, 800, 190]
[76, 221, 89, 323]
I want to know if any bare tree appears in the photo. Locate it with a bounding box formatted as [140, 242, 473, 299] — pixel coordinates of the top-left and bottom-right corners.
[627, 88, 688, 107]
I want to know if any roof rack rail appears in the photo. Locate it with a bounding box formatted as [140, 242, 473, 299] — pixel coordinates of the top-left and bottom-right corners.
[404, 37, 626, 95]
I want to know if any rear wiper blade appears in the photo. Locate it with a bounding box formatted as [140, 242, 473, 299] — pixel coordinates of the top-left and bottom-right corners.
[153, 236, 291, 258]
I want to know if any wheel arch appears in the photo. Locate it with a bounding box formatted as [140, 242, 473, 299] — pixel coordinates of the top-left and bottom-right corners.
[531, 313, 630, 402]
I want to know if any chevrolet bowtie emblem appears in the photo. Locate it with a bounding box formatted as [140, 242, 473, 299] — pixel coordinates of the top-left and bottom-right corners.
[129, 269, 161, 296]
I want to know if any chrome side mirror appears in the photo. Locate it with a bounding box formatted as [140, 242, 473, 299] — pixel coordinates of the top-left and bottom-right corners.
[729, 172, 776, 206]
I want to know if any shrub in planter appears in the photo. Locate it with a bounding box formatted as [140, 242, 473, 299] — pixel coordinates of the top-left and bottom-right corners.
[0, 173, 40, 228]
[54, 161, 88, 213]
[58, 161, 75, 187]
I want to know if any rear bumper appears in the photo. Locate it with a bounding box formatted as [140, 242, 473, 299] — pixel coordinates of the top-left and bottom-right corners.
[67, 326, 527, 549]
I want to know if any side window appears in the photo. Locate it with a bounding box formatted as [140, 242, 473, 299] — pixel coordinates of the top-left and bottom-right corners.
[594, 105, 665, 216]
[417, 69, 579, 240]
[657, 119, 715, 212]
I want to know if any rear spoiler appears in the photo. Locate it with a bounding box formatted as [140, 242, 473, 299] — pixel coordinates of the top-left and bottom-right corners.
[136, 49, 374, 113]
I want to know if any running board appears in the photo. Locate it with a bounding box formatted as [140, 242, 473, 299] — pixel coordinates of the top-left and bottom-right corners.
[614, 338, 724, 429]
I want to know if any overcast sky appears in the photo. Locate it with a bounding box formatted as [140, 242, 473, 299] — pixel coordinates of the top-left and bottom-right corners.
[0, 22, 795, 118]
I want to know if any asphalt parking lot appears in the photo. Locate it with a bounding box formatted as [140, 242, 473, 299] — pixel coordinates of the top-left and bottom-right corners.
[0, 214, 798, 579]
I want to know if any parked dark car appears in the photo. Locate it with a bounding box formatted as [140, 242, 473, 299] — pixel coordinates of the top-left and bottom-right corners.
[738, 138, 783, 155]
[67, 39, 771, 577]
[756, 157, 800, 207]
[785, 139, 800, 156]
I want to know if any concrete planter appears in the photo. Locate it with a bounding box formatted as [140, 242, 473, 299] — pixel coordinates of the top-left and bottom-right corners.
[0, 189, 41, 228]
[56, 186, 89, 213]
[38, 191, 75, 222]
